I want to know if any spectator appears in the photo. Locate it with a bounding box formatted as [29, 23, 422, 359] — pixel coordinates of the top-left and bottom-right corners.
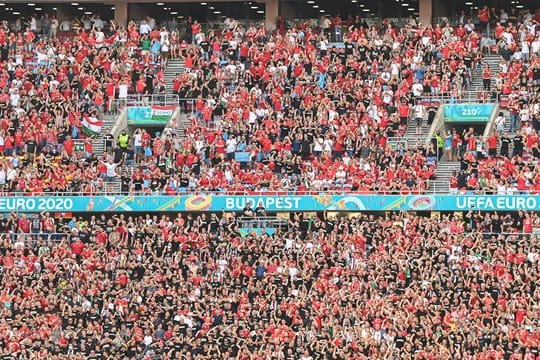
[1, 211, 540, 358]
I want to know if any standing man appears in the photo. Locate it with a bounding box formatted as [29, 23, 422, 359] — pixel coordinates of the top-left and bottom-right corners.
[413, 100, 426, 136]
[478, 6, 490, 35]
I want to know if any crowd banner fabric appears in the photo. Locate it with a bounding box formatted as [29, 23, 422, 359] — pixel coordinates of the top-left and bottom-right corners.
[444, 104, 494, 123]
[234, 152, 251, 162]
[127, 105, 174, 125]
[81, 115, 103, 136]
[1, 195, 540, 212]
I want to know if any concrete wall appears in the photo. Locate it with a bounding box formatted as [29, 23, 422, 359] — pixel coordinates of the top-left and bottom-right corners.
[111, 108, 128, 139]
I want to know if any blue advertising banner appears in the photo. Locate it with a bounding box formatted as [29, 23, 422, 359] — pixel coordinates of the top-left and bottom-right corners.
[127, 106, 173, 125]
[444, 104, 495, 122]
[127, 107, 152, 121]
[0, 195, 539, 212]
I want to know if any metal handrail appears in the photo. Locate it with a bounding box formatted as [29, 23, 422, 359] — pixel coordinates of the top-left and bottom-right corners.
[237, 216, 289, 229]
[5, 185, 540, 196]
[413, 90, 501, 105]
[7, 232, 73, 244]
[110, 94, 180, 115]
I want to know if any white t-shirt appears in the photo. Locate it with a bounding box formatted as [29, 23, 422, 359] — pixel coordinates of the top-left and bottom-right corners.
[160, 31, 169, 43]
[133, 133, 142, 147]
[140, 23, 152, 35]
[60, 20, 71, 31]
[30, 18, 37, 31]
[82, 18, 92, 30]
[93, 18, 105, 29]
[6, 168, 16, 181]
[105, 163, 118, 177]
[412, 83, 424, 97]
[118, 84, 128, 99]
[95, 31, 105, 45]
[143, 335, 152, 346]
[414, 104, 426, 118]
[161, 40, 170, 52]
[10, 93, 20, 107]
[226, 138, 237, 153]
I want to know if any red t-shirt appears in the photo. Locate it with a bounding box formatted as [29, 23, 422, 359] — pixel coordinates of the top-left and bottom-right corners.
[17, 218, 30, 233]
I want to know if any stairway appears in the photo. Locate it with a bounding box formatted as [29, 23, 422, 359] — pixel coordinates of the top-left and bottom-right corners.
[85, 113, 119, 161]
[99, 179, 122, 194]
[162, 58, 189, 139]
[429, 161, 461, 193]
[92, 138, 106, 158]
[404, 116, 430, 148]
[101, 113, 119, 135]
[163, 58, 185, 95]
[465, 53, 500, 100]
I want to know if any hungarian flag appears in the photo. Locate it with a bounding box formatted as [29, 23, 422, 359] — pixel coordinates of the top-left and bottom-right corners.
[82, 115, 103, 136]
[151, 105, 174, 122]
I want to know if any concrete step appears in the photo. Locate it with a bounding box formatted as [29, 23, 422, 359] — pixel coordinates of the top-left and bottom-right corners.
[101, 179, 122, 194]
[163, 58, 189, 137]
[101, 114, 119, 135]
[403, 119, 430, 146]
[429, 160, 461, 192]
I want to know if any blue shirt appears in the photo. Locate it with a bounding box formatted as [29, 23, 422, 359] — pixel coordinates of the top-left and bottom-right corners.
[151, 41, 161, 55]
[415, 68, 425, 81]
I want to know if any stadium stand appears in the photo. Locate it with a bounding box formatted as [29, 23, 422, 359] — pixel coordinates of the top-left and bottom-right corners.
[2, 6, 540, 360]
[1, 211, 540, 358]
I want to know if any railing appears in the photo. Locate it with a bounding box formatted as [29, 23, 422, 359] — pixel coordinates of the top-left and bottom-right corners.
[7, 232, 73, 245]
[387, 138, 426, 150]
[414, 90, 500, 105]
[0, 182, 122, 197]
[6, 184, 540, 196]
[72, 138, 106, 154]
[237, 216, 289, 230]
[475, 232, 540, 241]
[110, 94, 180, 115]
[177, 98, 198, 115]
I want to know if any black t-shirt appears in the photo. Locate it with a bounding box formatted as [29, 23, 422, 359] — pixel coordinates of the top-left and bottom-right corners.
[26, 140, 37, 154]
[133, 178, 143, 191]
[200, 41, 210, 52]
[121, 176, 131, 191]
[113, 147, 124, 163]
[242, 206, 254, 218]
[513, 135, 523, 148]
[500, 137, 510, 151]
[344, 42, 354, 55]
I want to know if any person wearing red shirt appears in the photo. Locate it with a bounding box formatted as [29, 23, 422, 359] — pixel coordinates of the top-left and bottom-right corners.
[70, 238, 85, 258]
[191, 20, 201, 43]
[487, 133, 498, 157]
[17, 214, 31, 233]
[494, 22, 505, 39]
[63, 135, 74, 156]
[478, 6, 490, 34]
[523, 214, 533, 233]
[398, 102, 410, 126]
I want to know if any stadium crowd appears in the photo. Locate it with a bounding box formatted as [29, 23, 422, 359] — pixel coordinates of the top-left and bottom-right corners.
[2, 7, 526, 195]
[438, 8, 540, 194]
[0, 210, 540, 358]
[0, 15, 167, 194]
[2, 7, 540, 360]
[449, 101, 540, 194]
[0, 9, 539, 195]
